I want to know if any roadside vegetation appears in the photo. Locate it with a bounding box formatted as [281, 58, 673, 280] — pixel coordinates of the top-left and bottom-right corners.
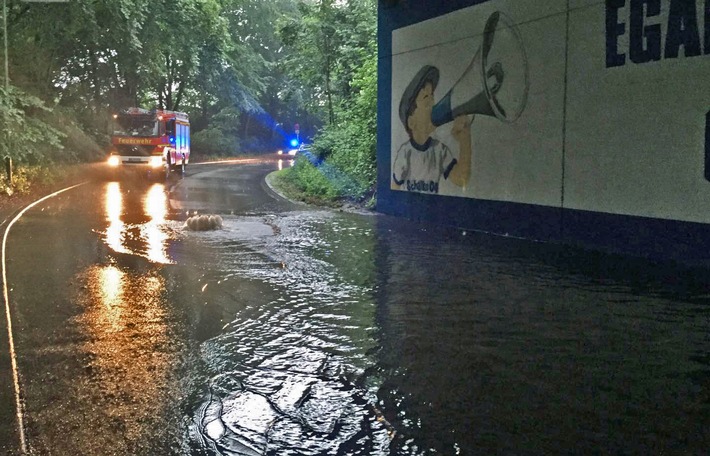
[0, 0, 377, 204]
[273, 0, 377, 207]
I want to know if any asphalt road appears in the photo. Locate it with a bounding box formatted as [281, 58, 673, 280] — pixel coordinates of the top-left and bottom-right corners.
[0, 157, 298, 455]
[3, 157, 709, 455]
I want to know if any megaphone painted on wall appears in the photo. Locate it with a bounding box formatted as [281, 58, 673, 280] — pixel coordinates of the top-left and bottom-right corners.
[432, 11, 529, 126]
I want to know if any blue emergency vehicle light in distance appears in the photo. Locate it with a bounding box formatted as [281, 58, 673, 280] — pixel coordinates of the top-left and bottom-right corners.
[290, 139, 299, 148]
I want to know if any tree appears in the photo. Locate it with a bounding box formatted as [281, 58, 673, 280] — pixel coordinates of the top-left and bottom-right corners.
[278, 0, 376, 125]
[1, 0, 378, 165]
[0, 86, 64, 163]
[275, 0, 379, 202]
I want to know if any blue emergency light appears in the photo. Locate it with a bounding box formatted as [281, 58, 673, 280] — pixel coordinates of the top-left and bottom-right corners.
[290, 138, 299, 148]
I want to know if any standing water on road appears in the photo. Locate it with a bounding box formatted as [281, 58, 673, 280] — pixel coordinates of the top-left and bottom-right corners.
[183, 209, 710, 454]
[185, 210, 389, 455]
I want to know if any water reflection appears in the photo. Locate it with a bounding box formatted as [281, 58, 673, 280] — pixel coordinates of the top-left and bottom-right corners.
[186, 211, 710, 455]
[98, 264, 125, 331]
[144, 184, 171, 264]
[74, 180, 189, 452]
[102, 182, 174, 264]
[105, 182, 129, 255]
[370, 219, 710, 454]
[188, 212, 390, 454]
[74, 263, 179, 452]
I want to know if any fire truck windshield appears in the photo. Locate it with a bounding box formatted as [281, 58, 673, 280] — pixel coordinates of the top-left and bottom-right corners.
[113, 115, 159, 137]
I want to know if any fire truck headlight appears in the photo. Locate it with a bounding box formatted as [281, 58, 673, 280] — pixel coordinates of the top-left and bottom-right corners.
[150, 156, 164, 168]
[107, 155, 120, 167]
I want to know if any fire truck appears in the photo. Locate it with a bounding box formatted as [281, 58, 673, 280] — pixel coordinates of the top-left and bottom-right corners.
[107, 107, 190, 177]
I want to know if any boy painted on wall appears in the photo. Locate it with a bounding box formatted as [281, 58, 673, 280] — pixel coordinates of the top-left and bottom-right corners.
[392, 65, 472, 194]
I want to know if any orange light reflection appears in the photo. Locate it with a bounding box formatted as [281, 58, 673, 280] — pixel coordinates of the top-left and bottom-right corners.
[73, 264, 172, 452]
[103, 182, 173, 264]
[98, 265, 125, 331]
[144, 184, 172, 264]
[105, 182, 129, 254]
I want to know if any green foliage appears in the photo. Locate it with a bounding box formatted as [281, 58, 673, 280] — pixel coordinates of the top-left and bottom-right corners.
[310, 123, 373, 197]
[276, 0, 378, 204]
[2, 0, 379, 195]
[287, 43, 377, 202]
[192, 128, 238, 157]
[0, 86, 65, 164]
[192, 106, 241, 156]
[349, 42, 378, 132]
[0, 162, 77, 196]
[279, 159, 339, 202]
[5, 165, 54, 194]
[326, 45, 378, 192]
[50, 111, 104, 162]
[277, 0, 376, 125]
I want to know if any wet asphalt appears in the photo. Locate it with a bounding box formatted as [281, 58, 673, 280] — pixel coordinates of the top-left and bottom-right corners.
[1, 157, 709, 455]
[0, 157, 300, 455]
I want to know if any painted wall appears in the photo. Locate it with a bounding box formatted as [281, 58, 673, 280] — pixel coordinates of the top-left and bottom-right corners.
[377, 0, 710, 260]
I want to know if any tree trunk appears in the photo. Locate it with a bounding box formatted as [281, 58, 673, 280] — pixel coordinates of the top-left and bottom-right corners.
[164, 53, 173, 110]
[89, 48, 101, 113]
[173, 80, 185, 111]
[324, 44, 334, 124]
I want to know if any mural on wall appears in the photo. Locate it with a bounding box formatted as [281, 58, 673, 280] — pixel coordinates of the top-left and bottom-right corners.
[391, 10, 530, 196]
[381, 0, 710, 256]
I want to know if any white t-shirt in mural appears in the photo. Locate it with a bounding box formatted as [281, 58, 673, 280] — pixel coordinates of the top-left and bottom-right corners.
[392, 137, 457, 194]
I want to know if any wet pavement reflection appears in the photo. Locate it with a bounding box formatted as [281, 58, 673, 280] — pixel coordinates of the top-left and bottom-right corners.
[4, 163, 708, 455]
[182, 204, 710, 455]
[103, 181, 175, 264]
[5, 178, 201, 455]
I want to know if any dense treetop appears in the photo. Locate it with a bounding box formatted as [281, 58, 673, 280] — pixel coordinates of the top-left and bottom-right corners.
[0, 0, 376, 165]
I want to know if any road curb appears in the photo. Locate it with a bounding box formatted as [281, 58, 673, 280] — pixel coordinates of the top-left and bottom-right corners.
[263, 171, 308, 207]
[264, 171, 376, 216]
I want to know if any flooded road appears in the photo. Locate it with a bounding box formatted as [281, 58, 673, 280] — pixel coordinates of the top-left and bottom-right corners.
[1, 159, 709, 454]
[185, 199, 710, 454]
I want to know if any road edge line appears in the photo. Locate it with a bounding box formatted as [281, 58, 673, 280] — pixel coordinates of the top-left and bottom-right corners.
[2, 182, 86, 454]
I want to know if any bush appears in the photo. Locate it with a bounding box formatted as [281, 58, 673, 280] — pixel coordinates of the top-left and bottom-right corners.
[287, 156, 339, 199]
[283, 44, 377, 204]
[0, 85, 65, 164]
[191, 106, 242, 157]
[311, 121, 375, 199]
[192, 127, 240, 157]
[38, 106, 105, 163]
[0, 164, 64, 195]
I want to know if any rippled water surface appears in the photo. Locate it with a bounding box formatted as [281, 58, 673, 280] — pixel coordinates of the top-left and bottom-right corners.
[181, 210, 710, 455]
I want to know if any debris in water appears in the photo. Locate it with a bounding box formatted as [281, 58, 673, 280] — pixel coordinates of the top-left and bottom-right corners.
[185, 214, 223, 231]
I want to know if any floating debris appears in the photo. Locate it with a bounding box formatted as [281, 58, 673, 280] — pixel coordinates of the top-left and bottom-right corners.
[185, 214, 223, 231]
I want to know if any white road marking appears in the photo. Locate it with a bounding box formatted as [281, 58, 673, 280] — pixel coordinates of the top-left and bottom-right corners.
[2, 183, 86, 454]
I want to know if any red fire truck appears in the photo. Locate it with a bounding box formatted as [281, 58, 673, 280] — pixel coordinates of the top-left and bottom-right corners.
[107, 107, 190, 177]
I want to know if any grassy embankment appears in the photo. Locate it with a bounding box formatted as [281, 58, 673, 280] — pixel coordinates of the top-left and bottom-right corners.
[271, 151, 376, 210]
[271, 46, 377, 211]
